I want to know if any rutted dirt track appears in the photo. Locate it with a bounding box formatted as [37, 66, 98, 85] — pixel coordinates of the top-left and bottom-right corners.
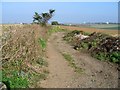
[40, 32, 118, 88]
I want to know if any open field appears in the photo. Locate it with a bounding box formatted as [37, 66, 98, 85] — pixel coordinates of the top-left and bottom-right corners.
[74, 24, 119, 30]
[0, 24, 24, 36]
[1, 24, 118, 36]
[1, 1, 119, 89]
[1, 24, 119, 88]
[60, 25, 119, 36]
[90, 24, 120, 30]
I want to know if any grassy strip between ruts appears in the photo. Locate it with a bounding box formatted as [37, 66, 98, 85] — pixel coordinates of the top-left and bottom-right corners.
[62, 52, 83, 73]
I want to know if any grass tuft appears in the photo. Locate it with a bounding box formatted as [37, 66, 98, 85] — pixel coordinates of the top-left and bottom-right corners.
[62, 52, 83, 73]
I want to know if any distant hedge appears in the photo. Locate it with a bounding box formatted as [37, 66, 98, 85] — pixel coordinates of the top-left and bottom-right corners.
[51, 21, 59, 25]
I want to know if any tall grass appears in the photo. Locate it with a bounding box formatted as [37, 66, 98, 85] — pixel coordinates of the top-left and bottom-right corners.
[1, 24, 49, 88]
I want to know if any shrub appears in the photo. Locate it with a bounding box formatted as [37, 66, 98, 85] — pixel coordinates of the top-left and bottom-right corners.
[51, 21, 59, 25]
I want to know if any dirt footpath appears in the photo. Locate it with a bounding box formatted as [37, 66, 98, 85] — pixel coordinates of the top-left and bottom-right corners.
[40, 32, 118, 88]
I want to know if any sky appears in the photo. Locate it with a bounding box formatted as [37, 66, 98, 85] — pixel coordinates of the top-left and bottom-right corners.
[1, 2, 118, 24]
[1, 0, 120, 2]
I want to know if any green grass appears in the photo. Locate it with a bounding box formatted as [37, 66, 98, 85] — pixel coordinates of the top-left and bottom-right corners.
[92, 51, 120, 63]
[109, 51, 120, 63]
[62, 52, 83, 73]
[90, 24, 120, 30]
[1, 62, 49, 88]
[93, 52, 107, 61]
[2, 70, 29, 88]
[47, 26, 67, 35]
[38, 38, 46, 50]
[101, 26, 120, 30]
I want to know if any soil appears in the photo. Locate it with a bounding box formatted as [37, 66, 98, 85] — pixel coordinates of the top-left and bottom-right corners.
[40, 32, 118, 88]
[60, 26, 119, 36]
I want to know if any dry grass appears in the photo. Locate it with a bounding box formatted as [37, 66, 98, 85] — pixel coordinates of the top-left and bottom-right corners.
[2, 24, 45, 65]
[1, 24, 49, 87]
[0, 25, 2, 36]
